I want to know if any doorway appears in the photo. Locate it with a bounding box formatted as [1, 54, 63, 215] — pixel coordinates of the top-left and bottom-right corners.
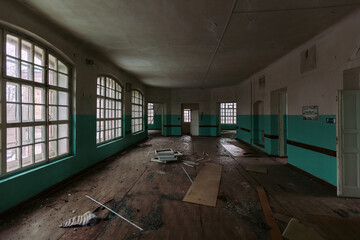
[181, 103, 199, 136]
[253, 101, 264, 147]
[338, 68, 360, 197]
[148, 102, 164, 136]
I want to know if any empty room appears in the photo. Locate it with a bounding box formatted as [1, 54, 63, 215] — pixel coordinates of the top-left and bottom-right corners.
[1, 0, 360, 239]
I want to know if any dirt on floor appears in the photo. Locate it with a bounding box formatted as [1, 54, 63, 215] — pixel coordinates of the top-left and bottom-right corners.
[1, 135, 360, 240]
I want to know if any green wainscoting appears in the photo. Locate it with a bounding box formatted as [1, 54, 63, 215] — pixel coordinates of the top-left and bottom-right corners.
[148, 115, 162, 130]
[236, 114, 336, 186]
[0, 114, 147, 214]
[287, 115, 336, 186]
[199, 114, 219, 136]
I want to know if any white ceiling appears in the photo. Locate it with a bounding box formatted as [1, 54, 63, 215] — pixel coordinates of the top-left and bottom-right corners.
[18, 0, 360, 88]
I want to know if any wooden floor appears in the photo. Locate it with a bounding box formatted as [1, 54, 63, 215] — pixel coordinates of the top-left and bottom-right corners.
[1, 135, 360, 240]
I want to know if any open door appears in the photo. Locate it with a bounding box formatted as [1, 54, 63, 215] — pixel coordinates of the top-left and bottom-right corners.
[338, 90, 360, 197]
[190, 109, 199, 136]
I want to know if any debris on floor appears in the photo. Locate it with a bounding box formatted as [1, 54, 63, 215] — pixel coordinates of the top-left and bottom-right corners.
[246, 165, 268, 174]
[59, 211, 98, 228]
[183, 162, 194, 167]
[257, 186, 282, 240]
[182, 166, 193, 183]
[282, 218, 325, 240]
[151, 149, 182, 163]
[182, 160, 200, 168]
[86, 195, 143, 231]
[183, 163, 222, 207]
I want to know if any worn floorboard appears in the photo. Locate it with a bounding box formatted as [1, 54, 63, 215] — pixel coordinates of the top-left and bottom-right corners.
[1, 135, 360, 240]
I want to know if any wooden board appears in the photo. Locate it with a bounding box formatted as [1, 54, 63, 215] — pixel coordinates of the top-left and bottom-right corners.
[282, 218, 325, 240]
[256, 186, 282, 240]
[183, 163, 222, 207]
[309, 215, 360, 240]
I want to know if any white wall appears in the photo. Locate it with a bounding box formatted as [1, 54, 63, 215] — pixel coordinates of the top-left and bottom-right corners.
[241, 8, 360, 116]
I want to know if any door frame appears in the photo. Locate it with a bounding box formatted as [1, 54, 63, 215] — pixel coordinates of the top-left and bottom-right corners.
[181, 103, 199, 135]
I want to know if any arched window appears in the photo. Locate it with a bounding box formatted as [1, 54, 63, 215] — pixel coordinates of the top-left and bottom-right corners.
[96, 76, 122, 143]
[2, 31, 72, 175]
[131, 90, 143, 133]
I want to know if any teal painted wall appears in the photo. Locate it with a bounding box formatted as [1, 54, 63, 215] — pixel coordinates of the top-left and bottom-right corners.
[160, 114, 220, 137]
[221, 124, 236, 130]
[0, 114, 147, 213]
[149, 115, 162, 130]
[199, 114, 219, 136]
[236, 114, 337, 186]
[163, 114, 181, 136]
[236, 115, 252, 143]
[287, 115, 336, 186]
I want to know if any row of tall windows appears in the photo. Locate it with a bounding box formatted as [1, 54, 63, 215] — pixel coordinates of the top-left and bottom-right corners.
[1, 29, 145, 176]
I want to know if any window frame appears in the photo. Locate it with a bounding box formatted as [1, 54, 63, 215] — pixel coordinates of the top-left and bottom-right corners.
[148, 102, 154, 125]
[220, 102, 237, 124]
[96, 75, 123, 145]
[131, 89, 144, 134]
[0, 28, 73, 176]
[183, 109, 191, 123]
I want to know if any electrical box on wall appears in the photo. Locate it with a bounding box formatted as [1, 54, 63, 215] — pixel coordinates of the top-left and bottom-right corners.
[300, 45, 316, 73]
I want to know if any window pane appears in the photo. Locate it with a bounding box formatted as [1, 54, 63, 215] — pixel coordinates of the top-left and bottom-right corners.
[22, 126, 34, 145]
[49, 89, 57, 105]
[59, 124, 68, 138]
[58, 91, 68, 106]
[49, 125, 57, 140]
[49, 70, 57, 86]
[35, 126, 45, 143]
[7, 103, 20, 123]
[6, 35, 19, 57]
[48, 54, 57, 70]
[22, 104, 34, 122]
[49, 106, 57, 120]
[7, 128, 20, 148]
[21, 40, 33, 62]
[58, 73, 68, 88]
[21, 62, 33, 80]
[35, 143, 45, 162]
[49, 141, 57, 158]
[59, 107, 68, 120]
[22, 145, 33, 167]
[34, 87, 45, 104]
[6, 82, 20, 102]
[34, 66, 44, 83]
[59, 138, 69, 155]
[7, 148, 20, 172]
[34, 46, 44, 66]
[35, 105, 45, 121]
[22, 85, 33, 103]
[58, 60, 68, 74]
[6, 57, 20, 78]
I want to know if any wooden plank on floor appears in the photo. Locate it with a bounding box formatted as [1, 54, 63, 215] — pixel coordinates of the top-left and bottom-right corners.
[256, 186, 282, 240]
[183, 163, 222, 207]
[309, 214, 360, 240]
[282, 218, 325, 240]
